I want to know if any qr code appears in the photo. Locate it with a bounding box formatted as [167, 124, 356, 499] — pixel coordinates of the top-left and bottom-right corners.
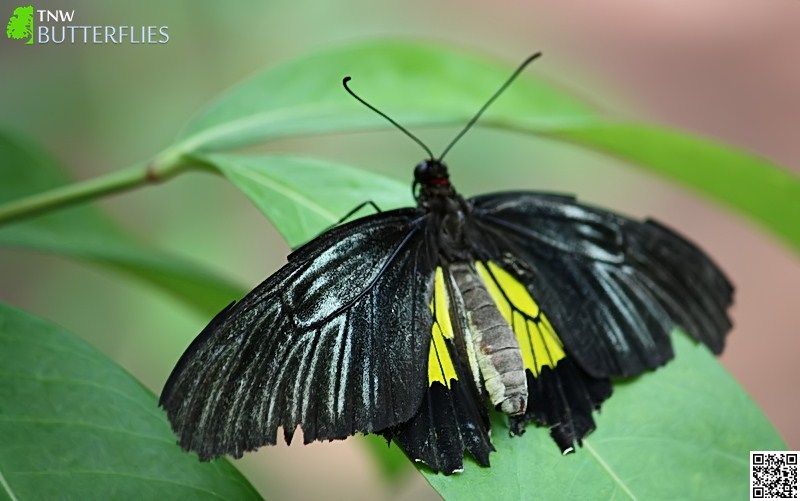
[751, 451, 798, 499]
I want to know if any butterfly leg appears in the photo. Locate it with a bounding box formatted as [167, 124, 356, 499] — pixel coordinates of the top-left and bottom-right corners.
[336, 200, 383, 225]
[303, 201, 385, 246]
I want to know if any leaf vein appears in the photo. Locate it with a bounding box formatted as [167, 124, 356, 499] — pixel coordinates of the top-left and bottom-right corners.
[0, 370, 162, 421]
[226, 165, 338, 222]
[0, 417, 173, 446]
[12, 469, 228, 500]
[589, 436, 747, 466]
[0, 333, 105, 367]
[0, 467, 19, 501]
[584, 440, 638, 501]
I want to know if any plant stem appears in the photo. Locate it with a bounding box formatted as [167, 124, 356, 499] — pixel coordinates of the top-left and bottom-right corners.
[0, 148, 191, 226]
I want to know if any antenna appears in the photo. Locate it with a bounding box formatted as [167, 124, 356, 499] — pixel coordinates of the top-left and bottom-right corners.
[343, 76, 434, 159]
[343, 52, 542, 163]
[438, 52, 542, 161]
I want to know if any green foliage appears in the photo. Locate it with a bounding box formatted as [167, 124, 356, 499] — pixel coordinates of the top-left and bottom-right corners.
[549, 124, 800, 253]
[177, 40, 800, 254]
[193, 153, 412, 249]
[0, 130, 244, 317]
[177, 40, 596, 151]
[0, 302, 259, 499]
[0, 40, 794, 499]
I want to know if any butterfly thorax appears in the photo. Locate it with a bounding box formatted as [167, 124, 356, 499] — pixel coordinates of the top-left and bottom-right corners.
[413, 159, 475, 262]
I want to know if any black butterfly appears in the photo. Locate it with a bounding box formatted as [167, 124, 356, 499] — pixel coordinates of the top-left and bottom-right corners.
[159, 53, 733, 475]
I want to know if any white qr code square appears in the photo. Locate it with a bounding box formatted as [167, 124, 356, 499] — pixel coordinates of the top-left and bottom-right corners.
[751, 451, 798, 500]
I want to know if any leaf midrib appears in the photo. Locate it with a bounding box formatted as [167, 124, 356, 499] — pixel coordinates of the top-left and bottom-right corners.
[178, 100, 600, 153]
[0, 467, 19, 501]
[11, 469, 228, 500]
[179, 104, 347, 151]
[0, 416, 174, 446]
[584, 440, 638, 500]
[225, 164, 340, 222]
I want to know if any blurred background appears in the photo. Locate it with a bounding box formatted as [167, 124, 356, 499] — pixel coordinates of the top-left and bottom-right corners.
[1, 0, 798, 499]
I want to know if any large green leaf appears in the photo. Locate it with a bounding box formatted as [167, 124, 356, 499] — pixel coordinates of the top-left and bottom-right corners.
[177, 39, 800, 255]
[0, 131, 243, 315]
[191, 150, 786, 499]
[424, 333, 785, 499]
[170, 40, 793, 498]
[0, 302, 260, 499]
[193, 153, 412, 249]
[177, 40, 596, 152]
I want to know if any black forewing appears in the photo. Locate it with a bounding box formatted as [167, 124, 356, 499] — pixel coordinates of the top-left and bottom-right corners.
[469, 191, 733, 378]
[160, 208, 438, 461]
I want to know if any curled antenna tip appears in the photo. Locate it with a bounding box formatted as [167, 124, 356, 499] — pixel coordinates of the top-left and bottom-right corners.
[341, 72, 434, 159]
[527, 52, 543, 62]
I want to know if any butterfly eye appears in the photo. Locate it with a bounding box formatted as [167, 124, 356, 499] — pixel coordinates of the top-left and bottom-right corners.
[413, 161, 430, 183]
[414, 160, 450, 186]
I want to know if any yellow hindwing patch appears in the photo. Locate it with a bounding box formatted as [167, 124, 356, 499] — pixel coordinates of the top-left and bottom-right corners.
[428, 267, 458, 388]
[475, 261, 566, 376]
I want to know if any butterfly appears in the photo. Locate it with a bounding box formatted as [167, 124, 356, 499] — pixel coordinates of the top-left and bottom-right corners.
[159, 52, 733, 475]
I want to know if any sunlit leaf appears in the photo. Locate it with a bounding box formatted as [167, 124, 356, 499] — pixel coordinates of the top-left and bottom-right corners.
[545, 124, 800, 253]
[194, 153, 411, 248]
[178, 39, 800, 254]
[177, 40, 596, 151]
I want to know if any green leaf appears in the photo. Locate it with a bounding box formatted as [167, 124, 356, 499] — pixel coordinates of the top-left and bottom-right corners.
[190, 151, 787, 498]
[0, 130, 244, 316]
[177, 40, 596, 152]
[544, 124, 800, 253]
[423, 333, 785, 500]
[194, 153, 412, 249]
[178, 39, 800, 254]
[0, 302, 260, 499]
[173, 41, 793, 498]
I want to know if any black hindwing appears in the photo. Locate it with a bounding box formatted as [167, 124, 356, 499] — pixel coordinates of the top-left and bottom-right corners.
[470, 191, 733, 378]
[465, 191, 732, 452]
[160, 209, 438, 460]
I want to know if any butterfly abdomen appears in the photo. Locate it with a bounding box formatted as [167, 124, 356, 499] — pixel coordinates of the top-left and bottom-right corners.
[450, 262, 528, 417]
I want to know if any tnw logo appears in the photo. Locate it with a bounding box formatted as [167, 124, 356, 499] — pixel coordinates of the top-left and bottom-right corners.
[39, 9, 74, 22]
[6, 5, 34, 45]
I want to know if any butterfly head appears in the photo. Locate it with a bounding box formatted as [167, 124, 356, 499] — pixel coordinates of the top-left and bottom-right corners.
[413, 159, 452, 202]
[414, 159, 450, 187]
